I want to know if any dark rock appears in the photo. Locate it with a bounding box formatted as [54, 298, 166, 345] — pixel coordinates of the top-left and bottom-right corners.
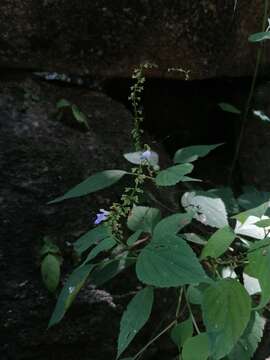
[0, 1, 268, 79]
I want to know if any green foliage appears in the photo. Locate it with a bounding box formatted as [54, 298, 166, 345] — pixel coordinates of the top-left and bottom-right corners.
[46, 65, 270, 359]
[56, 98, 89, 129]
[249, 31, 270, 42]
[218, 102, 241, 114]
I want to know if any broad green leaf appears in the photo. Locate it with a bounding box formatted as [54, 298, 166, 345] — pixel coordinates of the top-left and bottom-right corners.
[48, 170, 127, 204]
[182, 333, 209, 360]
[117, 287, 154, 358]
[56, 98, 70, 108]
[82, 237, 116, 264]
[127, 230, 143, 246]
[233, 201, 270, 224]
[153, 212, 193, 241]
[201, 226, 235, 260]
[155, 164, 194, 186]
[249, 31, 270, 42]
[41, 254, 61, 293]
[173, 144, 222, 164]
[254, 218, 270, 228]
[136, 233, 209, 287]
[171, 317, 193, 348]
[228, 312, 265, 360]
[238, 187, 270, 210]
[202, 279, 251, 359]
[218, 102, 241, 114]
[127, 206, 161, 234]
[182, 192, 228, 228]
[72, 104, 89, 129]
[73, 224, 109, 255]
[49, 264, 94, 327]
[245, 238, 270, 309]
[124, 150, 159, 167]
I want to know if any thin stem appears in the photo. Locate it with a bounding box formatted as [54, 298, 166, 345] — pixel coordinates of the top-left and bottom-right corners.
[184, 287, 200, 334]
[133, 320, 176, 360]
[176, 287, 184, 319]
[229, 0, 269, 184]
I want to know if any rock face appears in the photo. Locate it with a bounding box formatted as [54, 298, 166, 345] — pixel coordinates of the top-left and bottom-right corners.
[0, 78, 135, 359]
[0, 1, 268, 79]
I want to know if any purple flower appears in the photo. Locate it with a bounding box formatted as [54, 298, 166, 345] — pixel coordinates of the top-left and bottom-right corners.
[140, 150, 152, 161]
[94, 209, 110, 225]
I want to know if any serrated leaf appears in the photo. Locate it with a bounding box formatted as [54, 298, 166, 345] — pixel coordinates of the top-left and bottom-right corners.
[72, 104, 89, 129]
[155, 164, 194, 186]
[171, 317, 193, 348]
[181, 192, 228, 228]
[41, 254, 61, 293]
[249, 31, 270, 42]
[245, 238, 270, 309]
[153, 212, 193, 241]
[117, 287, 154, 359]
[127, 230, 143, 246]
[201, 226, 235, 260]
[202, 279, 251, 359]
[124, 151, 159, 167]
[73, 224, 110, 255]
[218, 102, 241, 114]
[49, 264, 94, 327]
[173, 144, 223, 164]
[127, 206, 161, 234]
[182, 333, 209, 360]
[136, 233, 209, 287]
[82, 237, 116, 264]
[48, 170, 127, 204]
[228, 312, 265, 360]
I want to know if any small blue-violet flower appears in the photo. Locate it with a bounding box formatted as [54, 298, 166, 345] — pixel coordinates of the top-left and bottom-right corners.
[140, 150, 152, 161]
[94, 209, 110, 225]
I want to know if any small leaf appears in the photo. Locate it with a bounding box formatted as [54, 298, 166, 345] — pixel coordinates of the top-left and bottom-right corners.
[124, 151, 159, 167]
[56, 98, 71, 109]
[153, 212, 193, 241]
[171, 317, 193, 348]
[73, 224, 110, 255]
[127, 206, 161, 234]
[173, 144, 223, 164]
[72, 104, 89, 129]
[41, 254, 61, 293]
[182, 192, 228, 228]
[249, 31, 270, 42]
[156, 164, 194, 186]
[183, 233, 206, 245]
[233, 201, 270, 224]
[201, 226, 235, 260]
[182, 333, 209, 360]
[202, 279, 251, 359]
[218, 102, 241, 114]
[48, 170, 127, 204]
[49, 264, 94, 327]
[40, 237, 60, 257]
[136, 234, 209, 287]
[254, 218, 270, 228]
[127, 230, 143, 246]
[117, 287, 154, 358]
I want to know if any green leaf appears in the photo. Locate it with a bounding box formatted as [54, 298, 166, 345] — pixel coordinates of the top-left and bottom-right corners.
[127, 206, 161, 234]
[249, 31, 270, 42]
[182, 192, 228, 228]
[82, 237, 116, 264]
[49, 264, 94, 327]
[117, 287, 154, 358]
[48, 170, 127, 204]
[218, 102, 241, 114]
[183, 233, 206, 245]
[182, 333, 209, 360]
[228, 312, 265, 360]
[72, 104, 89, 129]
[233, 201, 270, 224]
[153, 212, 193, 241]
[245, 238, 270, 309]
[254, 218, 270, 228]
[41, 254, 61, 293]
[155, 164, 194, 186]
[171, 317, 193, 348]
[136, 233, 209, 287]
[124, 151, 159, 167]
[173, 144, 223, 164]
[127, 230, 143, 246]
[73, 224, 110, 255]
[56, 98, 71, 109]
[91, 260, 122, 286]
[202, 279, 251, 359]
[201, 226, 235, 260]
[40, 237, 60, 257]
